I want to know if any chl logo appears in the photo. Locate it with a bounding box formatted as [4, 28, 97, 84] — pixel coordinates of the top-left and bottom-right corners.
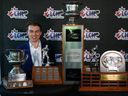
[80, 6, 100, 19]
[7, 28, 28, 41]
[43, 28, 62, 41]
[84, 28, 100, 40]
[120, 50, 128, 62]
[43, 6, 64, 19]
[115, 6, 128, 19]
[115, 28, 128, 40]
[7, 6, 29, 19]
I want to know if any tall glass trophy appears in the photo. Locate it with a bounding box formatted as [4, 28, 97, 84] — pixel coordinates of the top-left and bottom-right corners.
[62, 1, 84, 84]
[3, 49, 33, 89]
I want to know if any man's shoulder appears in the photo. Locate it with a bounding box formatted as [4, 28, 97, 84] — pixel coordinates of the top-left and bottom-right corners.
[40, 40, 48, 48]
[17, 42, 29, 49]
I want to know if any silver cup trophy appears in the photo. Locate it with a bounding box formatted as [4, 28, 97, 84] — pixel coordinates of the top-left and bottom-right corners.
[5, 49, 27, 81]
[64, 1, 81, 24]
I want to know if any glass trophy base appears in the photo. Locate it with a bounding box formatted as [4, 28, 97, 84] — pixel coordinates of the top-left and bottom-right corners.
[2, 77, 33, 89]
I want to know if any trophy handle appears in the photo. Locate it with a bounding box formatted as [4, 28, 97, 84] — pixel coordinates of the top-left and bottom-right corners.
[4, 50, 11, 61]
[20, 50, 28, 63]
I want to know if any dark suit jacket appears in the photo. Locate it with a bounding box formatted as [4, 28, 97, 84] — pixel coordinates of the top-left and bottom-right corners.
[17, 40, 55, 79]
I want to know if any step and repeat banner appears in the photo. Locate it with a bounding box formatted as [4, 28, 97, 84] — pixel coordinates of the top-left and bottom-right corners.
[0, 0, 128, 76]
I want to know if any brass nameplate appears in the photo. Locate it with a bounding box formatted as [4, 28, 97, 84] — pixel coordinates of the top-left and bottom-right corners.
[101, 74, 127, 80]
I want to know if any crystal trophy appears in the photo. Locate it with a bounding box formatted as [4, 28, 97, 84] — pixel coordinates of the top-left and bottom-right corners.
[62, 1, 84, 84]
[3, 49, 33, 89]
[90, 45, 99, 72]
[5, 49, 27, 81]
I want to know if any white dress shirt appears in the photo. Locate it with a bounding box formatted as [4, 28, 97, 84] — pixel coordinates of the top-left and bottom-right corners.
[29, 41, 42, 66]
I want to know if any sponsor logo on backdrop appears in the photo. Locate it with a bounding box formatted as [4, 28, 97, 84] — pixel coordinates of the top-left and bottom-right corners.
[84, 49, 100, 62]
[7, 28, 28, 41]
[80, 6, 100, 19]
[43, 28, 62, 41]
[43, 6, 64, 19]
[84, 28, 100, 40]
[115, 28, 128, 40]
[115, 6, 128, 19]
[7, 6, 29, 19]
[55, 54, 62, 62]
[120, 50, 128, 62]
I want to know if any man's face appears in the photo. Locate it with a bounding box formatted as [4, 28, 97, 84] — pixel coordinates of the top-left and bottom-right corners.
[27, 25, 42, 43]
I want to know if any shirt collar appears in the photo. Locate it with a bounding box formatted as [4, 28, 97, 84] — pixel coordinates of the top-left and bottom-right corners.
[29, 40, 41, 48]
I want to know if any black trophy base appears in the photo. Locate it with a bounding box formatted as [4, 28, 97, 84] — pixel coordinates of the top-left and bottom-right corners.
[2, 77, 33, 89]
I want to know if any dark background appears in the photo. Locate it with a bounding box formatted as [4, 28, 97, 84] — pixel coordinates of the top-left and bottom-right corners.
[0, 0, 128, 95]
[1, 0, 128, 75]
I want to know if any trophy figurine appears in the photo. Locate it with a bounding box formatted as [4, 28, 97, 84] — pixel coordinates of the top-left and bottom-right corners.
[42, 45, 50, 67]
[5, 49, 27, 81]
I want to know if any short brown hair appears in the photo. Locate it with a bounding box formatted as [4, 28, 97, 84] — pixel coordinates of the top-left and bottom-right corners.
[26, 21, 42, 32]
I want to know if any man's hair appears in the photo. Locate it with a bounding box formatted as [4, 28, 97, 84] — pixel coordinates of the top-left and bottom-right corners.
[26, 21, 42, 32]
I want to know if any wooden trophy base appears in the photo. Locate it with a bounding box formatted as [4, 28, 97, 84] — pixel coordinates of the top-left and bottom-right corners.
[32, 66, 62, 84]
[2, 77, 33, 89]
[79, 71, 128, 91]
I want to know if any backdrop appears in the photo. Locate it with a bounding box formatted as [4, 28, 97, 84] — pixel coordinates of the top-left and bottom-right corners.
[0, 0, 128, 79]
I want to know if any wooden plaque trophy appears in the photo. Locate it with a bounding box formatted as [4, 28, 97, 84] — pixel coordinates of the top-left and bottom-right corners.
[32, 45, 62, 84]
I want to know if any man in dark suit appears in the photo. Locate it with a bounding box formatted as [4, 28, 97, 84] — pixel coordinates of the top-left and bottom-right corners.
[18, 22, 55, 79]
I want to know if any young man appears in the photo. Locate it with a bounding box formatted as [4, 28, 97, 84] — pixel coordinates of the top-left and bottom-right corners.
[18, 22, 54, 79]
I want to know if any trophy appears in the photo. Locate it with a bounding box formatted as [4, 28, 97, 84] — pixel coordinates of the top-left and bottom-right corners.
[42, 45, 50, 67]
[5, 49, 27, 81]
[62, 1, 84, 84]
[32, 45, 61, 84]
[100, 50, 125, 72]
[3, 49, 33, 89]
[100, 50, 126, 80]
[64, 1, 82, 24]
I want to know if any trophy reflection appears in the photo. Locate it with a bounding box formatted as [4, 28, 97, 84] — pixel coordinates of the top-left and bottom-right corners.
[5, 49, 27, 81]
[42, 45, 50, 67]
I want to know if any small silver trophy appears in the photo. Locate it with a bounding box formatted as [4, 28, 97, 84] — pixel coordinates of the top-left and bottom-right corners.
[100, 50, 125, 72]
[5, 49, 27, 81]
[64, 1, 81, 24]
[42, 45, 50, 67]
